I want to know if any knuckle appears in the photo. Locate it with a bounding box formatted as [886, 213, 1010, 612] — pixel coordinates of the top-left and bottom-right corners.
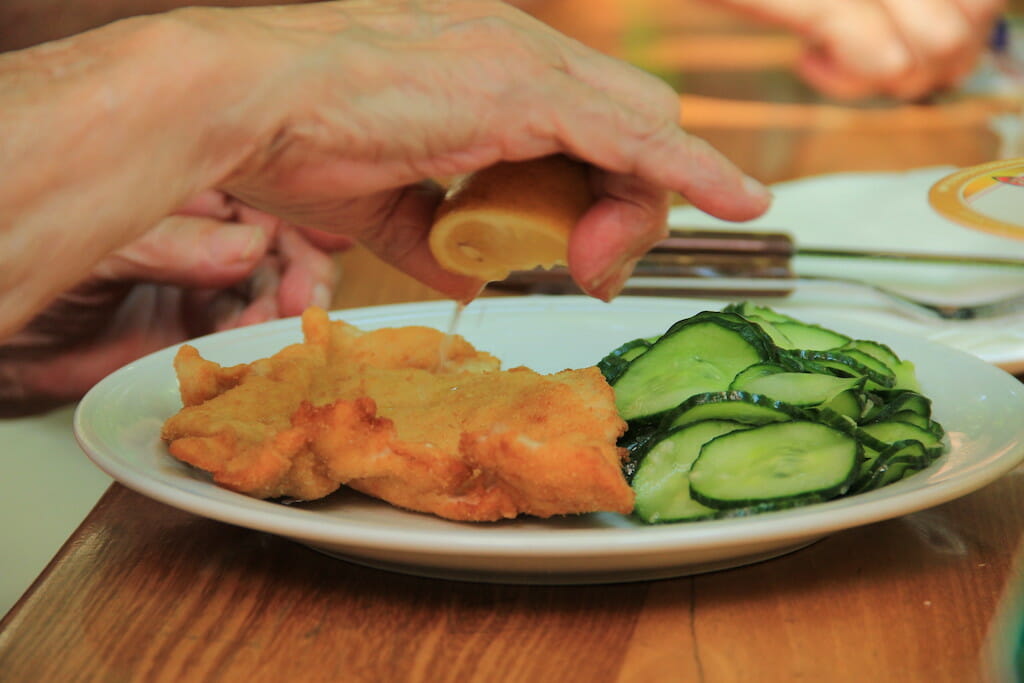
[916, 22, 969, 59]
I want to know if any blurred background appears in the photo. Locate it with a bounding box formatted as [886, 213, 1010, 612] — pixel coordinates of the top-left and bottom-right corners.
[528, 0, 1023, 183]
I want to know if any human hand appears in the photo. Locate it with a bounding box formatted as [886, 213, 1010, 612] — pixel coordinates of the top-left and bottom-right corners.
[2, 0, 770, 335]
[711, 0, 1004, 100]
[178, 0, 770, 301]
[0, 195, 348, 414]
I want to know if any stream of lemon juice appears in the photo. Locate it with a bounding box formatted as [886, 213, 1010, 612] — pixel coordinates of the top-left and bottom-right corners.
[437, 284, 486, 370]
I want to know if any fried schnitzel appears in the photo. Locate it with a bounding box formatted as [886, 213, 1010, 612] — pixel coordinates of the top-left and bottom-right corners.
[161, 308, 633, 521]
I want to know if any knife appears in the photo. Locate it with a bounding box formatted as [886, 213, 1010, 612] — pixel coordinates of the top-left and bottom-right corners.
[658, 228, 1024, 269]
[489, 227, 1024, 299]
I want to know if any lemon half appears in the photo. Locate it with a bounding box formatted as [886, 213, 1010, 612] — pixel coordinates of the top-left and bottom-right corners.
[429, 155, 594, 282]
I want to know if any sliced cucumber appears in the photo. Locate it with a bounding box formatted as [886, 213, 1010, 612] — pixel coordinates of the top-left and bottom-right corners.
[731, 371, 863, 407]
[771, 321, 851, 351]
[660, 391, 808, 430]
[851, 440, 930, 493]
[841, 340, 920, 392]
[632, 420, 749, 523]
[598, 302, 942, 524]
[789, 349, 896, 390]
[822, 389, 866, 421]
[612, 312, 776, 422]
[883, 410, 938, 433]
[863, 390, 932, 422]
[689, 421, 860, 508]
[858, 420, 945, 457]
[723, 302, 851, 350]
[597, 338, 651, 383]
[730, 362, 789, 387]
[722, 302, 793, 323]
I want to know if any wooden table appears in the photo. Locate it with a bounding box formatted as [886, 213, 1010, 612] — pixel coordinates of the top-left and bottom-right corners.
[2, 2, 1022, 680]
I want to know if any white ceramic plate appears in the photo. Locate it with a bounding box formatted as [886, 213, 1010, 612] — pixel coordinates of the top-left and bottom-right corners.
[74, 296, 1024, 584]
[668, 168, 1024, 373]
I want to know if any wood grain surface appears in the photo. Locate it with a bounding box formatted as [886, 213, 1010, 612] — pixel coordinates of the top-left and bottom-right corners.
[2, 471, 1021, 681]
[2, 1, 1022, 681]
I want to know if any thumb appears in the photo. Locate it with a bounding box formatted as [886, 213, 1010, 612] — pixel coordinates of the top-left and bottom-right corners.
[92, 216, 272, 288]
[356, 182, 484, 301]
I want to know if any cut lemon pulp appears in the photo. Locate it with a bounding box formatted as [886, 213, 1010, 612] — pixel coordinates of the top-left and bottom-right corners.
[429, 155, 593, 282]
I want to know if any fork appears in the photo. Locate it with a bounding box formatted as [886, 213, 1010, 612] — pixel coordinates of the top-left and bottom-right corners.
[490, 234, 1024, 322]
[636, 229, 1024, 321]
[797, 274, 1024, 321]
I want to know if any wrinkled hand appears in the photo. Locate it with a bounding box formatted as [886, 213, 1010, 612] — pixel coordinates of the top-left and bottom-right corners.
[178, 0, 770, 301]
[0, 194, 348, 414]
[713, 0, 1004, 100]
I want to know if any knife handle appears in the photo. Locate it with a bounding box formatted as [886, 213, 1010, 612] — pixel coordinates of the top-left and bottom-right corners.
[640, 229, 795, 280]
[655, 229, 795, 258]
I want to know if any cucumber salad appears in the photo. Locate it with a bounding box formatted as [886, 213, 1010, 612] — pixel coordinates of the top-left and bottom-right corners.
[597, 303, 947, 524]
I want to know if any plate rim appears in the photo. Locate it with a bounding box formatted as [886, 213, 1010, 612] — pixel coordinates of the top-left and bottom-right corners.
[73, 296, 1024, 564]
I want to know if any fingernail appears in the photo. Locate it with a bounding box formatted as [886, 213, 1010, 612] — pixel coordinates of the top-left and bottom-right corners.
[211, 225, 266, 264]
[742, 174, 772, 200]
[312, 283, 333, 310]
[589, 257, 638, 302]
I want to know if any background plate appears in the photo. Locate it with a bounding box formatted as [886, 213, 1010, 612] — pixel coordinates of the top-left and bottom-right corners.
[669, 167, 1024, 373]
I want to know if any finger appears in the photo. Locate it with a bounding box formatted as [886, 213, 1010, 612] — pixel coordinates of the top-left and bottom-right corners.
[554, 42, 772, 218]
[529, 73, 771, 222]
[274, 226, 339, 316]
[175, 190, 238, 220]
[876, 0, 973, 99]
[355, 181, 486, 301]
[797, 49, 884, 101]
[178, 190, 293, 235]
[717, 0, 915, 84]
[566, 170, 671, 301]
[93, 216, 272, 288]
[178, 190, 354, 253]
[556, 37, 683, 124]
[229, 258, 282, 329]
[952, 0, 1005, 25]
[945, 0, 1004, 87]
[292, 225, 356, 252]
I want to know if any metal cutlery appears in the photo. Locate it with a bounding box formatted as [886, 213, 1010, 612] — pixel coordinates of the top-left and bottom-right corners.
[488, 228, 1024, 321]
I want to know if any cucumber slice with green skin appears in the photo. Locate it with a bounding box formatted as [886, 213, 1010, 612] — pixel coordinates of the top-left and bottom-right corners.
[722, 302, 794, 323]
[850, 440, 930, 493]
[621, 343, 651, 362]
[598, 303, 947, 523]
[618, 422, 662, 481]
[863, 390, 932, 421]
[840, 348, 893, 376]
[770, 321, 852, 351]
[632, 420, 750, 523]
[789, 349, 896, 390]
[841, 340, 921, 393]
[612, 312, 777, 422]
[731, 371, 863, 407]
[724, 302, 851, 350]
[730, 362, 789, 387]
[744, 318, 794, 348]
[597, 338, 652, 383]
[823, 389, 866, 421]
[660, 391, 809, 430]
[881, 410, 944, 436]
[689, 421, 861, 508]
[858, 420, 946, 456]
